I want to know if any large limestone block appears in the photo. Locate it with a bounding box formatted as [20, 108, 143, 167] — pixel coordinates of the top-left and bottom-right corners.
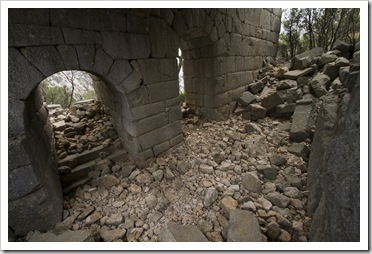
[9, 24, 64, 47]
[225, 209, 262, 242]
[158, 222, 208, 242]
[62, 27, 102, 44]
[8, 48, 44, 100]
[102, 31, 151, 60]
[289, 101, 315, 142]
[283, 68, 313, 80]
[57, 45, 80, 70]
[9, 165, 41, 201]
[310, 73, 331, 98]
[21, 46, 64, 77]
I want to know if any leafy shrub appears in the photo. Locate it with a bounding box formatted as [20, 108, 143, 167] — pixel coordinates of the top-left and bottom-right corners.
[40, 80, 71, 108]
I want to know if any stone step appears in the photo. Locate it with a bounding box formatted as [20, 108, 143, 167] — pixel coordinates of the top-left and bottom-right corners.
[60, 160, 96, 186]
[58, 144, 113, 168]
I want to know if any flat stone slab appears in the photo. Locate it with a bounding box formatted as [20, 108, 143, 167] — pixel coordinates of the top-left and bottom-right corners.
[158, 222, 208, 242]
[289, 102, 314, 142]
[283, 68, 313, 80]
[28, 229, 94, 242]
[225, 209, 262, 242]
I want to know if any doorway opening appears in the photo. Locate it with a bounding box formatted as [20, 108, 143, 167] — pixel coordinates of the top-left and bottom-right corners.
[39, 71, 128, 196]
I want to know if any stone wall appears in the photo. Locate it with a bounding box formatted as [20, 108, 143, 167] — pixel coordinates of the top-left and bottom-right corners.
[306, 53, 360, 240]
[8, 8, 281, 236]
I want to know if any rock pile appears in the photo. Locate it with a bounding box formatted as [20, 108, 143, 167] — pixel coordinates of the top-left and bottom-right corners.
[48, 99, 128, 194]
[22, 39, 359, 243]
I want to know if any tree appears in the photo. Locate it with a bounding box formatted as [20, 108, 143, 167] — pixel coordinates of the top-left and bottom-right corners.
[279, 8, 360, 60]
[282, 8, 304, 58]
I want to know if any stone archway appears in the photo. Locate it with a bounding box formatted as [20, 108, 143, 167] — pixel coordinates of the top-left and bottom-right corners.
[8, 8, 281, 236]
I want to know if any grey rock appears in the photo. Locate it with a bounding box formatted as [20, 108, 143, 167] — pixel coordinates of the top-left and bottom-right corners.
[225, 209, 262, 242]
[292, 56, 311, 70]
[136, 173, 154, 184]
[353, 51, 360, 64]
[204, 187, 219, 207]
[293, 47, 324, 63]
[323, 63, 340, 81]
[247, 104, 267, 119]
[289, 102, 314, 142]
[335, 57, 350, 67]
[177, 161, 190, 174]
[28, 229, 94, 242]
[244, 122, 262, 134]
[277, 79, 297, 90]
[238, 91, 256, 106]
[265, 192, 290, 208]
[297, 77, 311, 88]
[266, 221, 280, 240]
[283, 68, 313, 80]
[248, 80, 265, 94]
[318, 53, 338, 67]
[332, 39, 352, 52]
[152, 169, 164, 181]
[261, 92, 284, 110]
[242, 173, 262, 193]
[276, 103, 296, 114]
[164, 168, 175, 180]
[268, 153, 286, 166]
[158, 222, 208, 242]
[285, 175, 303, 188]
[220, 196, 238, 218]
[284, 187, 303, 199]
[199, 164, 214, 174]
[310, 73, 331, 97]
[288, 143, 310, 159]
[106, 213, 123, 227]
[262, 166, 279, 180]
[98, 174, 119, 189]
[99, 227, 126, 242]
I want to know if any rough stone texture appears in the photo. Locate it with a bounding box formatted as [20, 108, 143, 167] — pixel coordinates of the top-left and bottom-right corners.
[310, 73, 331, 97]
[238, 91, 256, 106]
[283, 68, 313, 80]
[292, 47, 324, 63]
[8, 8, 282, 236]
[307, 73, 360, 241]
[289, 101, 315, 142]
[158, 221, 208, 242]
[28, 229, 94, 242]
[261, 92, 284, 110]
[225, 209, 262, 242]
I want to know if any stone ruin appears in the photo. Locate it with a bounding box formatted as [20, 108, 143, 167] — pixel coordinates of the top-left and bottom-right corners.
[8, 8, 360, 243]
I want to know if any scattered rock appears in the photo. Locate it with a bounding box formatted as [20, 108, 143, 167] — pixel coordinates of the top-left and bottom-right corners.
[158, 222, 208, 242]
[225, 209, 262, 242]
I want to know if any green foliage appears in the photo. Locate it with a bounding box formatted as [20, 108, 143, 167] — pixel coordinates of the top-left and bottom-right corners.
[40, 80, 72, 108]
[179, 91, 185, 103]
[279, 8, 360, 59]
[81, 90, 96, 100]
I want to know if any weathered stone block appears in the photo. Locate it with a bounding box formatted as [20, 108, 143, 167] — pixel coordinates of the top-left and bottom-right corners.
[277, 79, 297, 90]
[153, 141, 171, 156]
[9, 186, 62, 236]
[62, 27, 102, 44]
[126, 14, 150, 33]
[106, 60, 132, 85]
[101, 31, 151, 60]
[247, 104, 267, 119]
[9, 9, 49, 25]
[57, 45, 80, 70]
[310, 73, 331, 97]
[323, 63, 340, 81]
[51, 9, 126, 31]
[261, 92, 284, 109]
[146, 80, 179, 103]
[283, 68, 313, 80]
[93, 48, 113, 77]
[292, 56, 311, 70]
[136, 112, 168, 136]
[318, 54, 338, 67]
[238, 91, 255, 106]
[332, 39, 352, 52]
[21, 46, 64, 77]
[225, 209, 262, 242]
[248, 80, 265, 94]
[8, 98, 27, 136]
[76, 44, 95, 71]
[9, 165, 41, 201]
[137, 122, 182, 150]
[9, 24, 64, 47]
[293, 47, 324, 63]
[158, 222, 208, 242]
[276, 103, 296, 114]
[290, 102, 314, 142]
[137, 59, 178, 84]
